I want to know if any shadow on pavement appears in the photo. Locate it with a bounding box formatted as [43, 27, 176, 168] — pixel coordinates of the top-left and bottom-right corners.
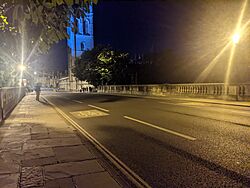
[38, 99, 49, 105]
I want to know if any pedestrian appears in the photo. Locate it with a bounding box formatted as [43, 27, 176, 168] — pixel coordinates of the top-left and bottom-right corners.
[35, 84, 41, 101]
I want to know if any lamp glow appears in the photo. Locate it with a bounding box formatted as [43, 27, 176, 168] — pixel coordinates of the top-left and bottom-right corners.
[232, 33, 240, 44]
[18, 64, 26, 71]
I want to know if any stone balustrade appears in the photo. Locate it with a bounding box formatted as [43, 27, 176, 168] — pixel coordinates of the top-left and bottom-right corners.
[0, 87, 26, 122]
[98, 83, 250, 101]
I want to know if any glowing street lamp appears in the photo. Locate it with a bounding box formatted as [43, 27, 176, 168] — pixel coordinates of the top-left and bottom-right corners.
[18, 64, 26, 71]
[34, 71, 37, 75]
[232, 33, 240, 44]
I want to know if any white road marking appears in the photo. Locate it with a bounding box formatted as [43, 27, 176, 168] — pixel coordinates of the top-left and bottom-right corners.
[72, 100, 83, 104]
[124, 116, 196, 141]
[88, 104, 109, 112]
[42, 97, 150, 188]
[70, 110, 109, 119]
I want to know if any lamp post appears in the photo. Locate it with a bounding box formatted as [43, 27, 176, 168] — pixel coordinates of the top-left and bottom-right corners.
[18, 64, 26, 72]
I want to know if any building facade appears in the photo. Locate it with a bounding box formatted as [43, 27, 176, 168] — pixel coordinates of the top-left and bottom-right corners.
[64, 5, 94, 91]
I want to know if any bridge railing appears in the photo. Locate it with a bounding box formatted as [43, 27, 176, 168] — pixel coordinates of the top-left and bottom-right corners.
[98, 83, 250, 101]
[0, 87, 26, 123]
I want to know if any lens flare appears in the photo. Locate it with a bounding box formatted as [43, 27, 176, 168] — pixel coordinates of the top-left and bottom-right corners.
[195, 42, 231, 82]
[196, 0, 248, 84]
[225, 45, 236, 85]
[18, 64, 26, 71]
[232, 33, 240, 44]
[225, 0, 248, 85]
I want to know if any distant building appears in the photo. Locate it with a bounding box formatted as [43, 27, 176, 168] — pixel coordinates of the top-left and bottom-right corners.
[62, 4, 94, 91]
[34, 71, 66, 89]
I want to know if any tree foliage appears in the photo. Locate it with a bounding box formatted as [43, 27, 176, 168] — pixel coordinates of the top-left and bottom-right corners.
[0, 0, 98, 86]
[73, 46, 130, 86]
[0, 0, 97, 53]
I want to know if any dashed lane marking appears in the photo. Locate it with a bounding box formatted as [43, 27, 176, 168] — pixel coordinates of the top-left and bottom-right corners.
[124, 116, 196, 141]
[88, 104, 110, 112]
[72, 100, 83, 104]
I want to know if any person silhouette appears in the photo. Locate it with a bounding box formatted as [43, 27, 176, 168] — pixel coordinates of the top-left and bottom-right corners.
[35, 84, 41, 101]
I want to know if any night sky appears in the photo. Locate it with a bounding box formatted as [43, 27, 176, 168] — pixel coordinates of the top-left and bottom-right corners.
[40, 0, 250, 82]
[93, 0, 187, 54]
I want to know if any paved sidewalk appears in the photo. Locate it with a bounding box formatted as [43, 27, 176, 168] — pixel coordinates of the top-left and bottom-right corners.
[0, 94, 121, 188]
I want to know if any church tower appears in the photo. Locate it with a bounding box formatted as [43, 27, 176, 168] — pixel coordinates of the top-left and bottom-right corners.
[67, 4, 94, 91]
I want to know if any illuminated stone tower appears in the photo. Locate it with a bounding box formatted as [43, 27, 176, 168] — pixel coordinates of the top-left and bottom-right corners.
[67, 5, 94, 91]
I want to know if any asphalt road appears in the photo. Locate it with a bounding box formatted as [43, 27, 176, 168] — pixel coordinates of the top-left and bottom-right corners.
[44, 92, 250, 188]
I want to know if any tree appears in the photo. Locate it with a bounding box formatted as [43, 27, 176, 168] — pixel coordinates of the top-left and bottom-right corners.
[73, 46, 103, 86]
[0, 0, 97, 86]
[0, 0, 97, 53]
[73, 45, 130, 87]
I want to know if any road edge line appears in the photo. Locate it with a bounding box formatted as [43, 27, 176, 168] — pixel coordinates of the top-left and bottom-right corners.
[42, 96, 151, 188]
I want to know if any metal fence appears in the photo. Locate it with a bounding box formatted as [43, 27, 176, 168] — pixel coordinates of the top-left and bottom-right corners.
[0, 87, 26, 123]
[98, 83, 250, 101]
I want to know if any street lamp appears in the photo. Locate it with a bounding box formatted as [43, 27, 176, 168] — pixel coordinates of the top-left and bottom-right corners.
[18, 64, 26, 71]
[232, 33, 240, 44]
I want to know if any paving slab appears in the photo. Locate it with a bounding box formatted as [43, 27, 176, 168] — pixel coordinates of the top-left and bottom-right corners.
[44, 177, 75, 188]
[1, 134, 31, 143]
[73, 171, 121, 188]
[1, 149, 23, 164]
[0, 158, 19, 174]
[48, 132, 76, 138]
[23, 137, 82, 150]
[21, 156, 58, 167]
[44, 160, 105, 180]
[0, 127, 30, 137]
[31, 133, 50, 140]
[0, 140, 24, 151]
[53, 145, 95, 162]
[31, 127, 48, 134]
[47, 127, 75, 133]
[0, 173, 19, 188]
[23, 148, 55, 160]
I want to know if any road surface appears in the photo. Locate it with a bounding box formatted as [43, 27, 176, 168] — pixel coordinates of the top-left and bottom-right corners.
[44, 92, 250, 187]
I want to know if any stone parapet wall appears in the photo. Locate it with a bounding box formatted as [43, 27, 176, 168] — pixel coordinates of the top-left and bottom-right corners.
[98, 83, 250, 101]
